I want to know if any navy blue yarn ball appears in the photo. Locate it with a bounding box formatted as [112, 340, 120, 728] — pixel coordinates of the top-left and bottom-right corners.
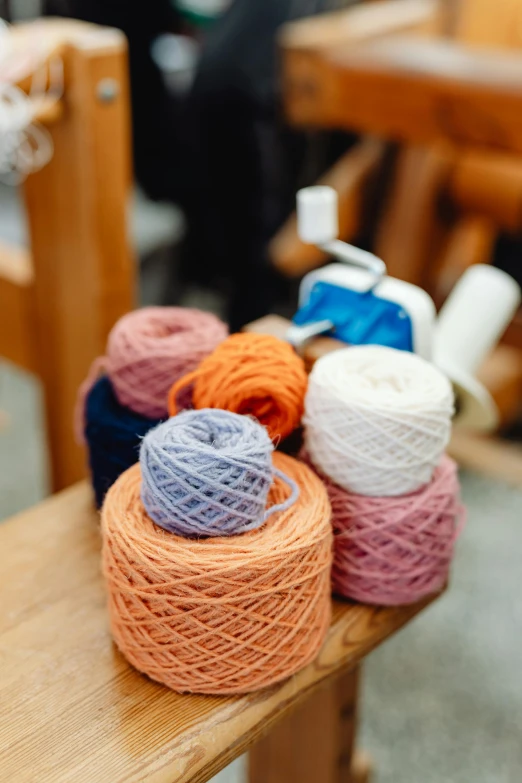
[84, 376, 163, 508]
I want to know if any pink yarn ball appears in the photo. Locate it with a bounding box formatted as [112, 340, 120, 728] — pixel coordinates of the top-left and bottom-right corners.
[105, 307, 228, 418]
[301, 451, 464, 606]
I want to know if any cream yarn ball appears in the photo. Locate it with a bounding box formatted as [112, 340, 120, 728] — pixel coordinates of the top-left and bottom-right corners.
[304, 345, 454, 496]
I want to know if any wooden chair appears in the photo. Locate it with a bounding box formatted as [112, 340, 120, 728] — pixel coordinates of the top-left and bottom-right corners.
[0, 19, 135, 492]
[271, 0, 522, 427]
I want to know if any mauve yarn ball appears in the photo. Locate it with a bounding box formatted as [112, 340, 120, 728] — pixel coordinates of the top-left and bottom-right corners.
[106, 307, 228, 418]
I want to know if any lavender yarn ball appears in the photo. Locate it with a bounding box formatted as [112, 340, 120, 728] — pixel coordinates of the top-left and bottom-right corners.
[140, 408, 299, 537]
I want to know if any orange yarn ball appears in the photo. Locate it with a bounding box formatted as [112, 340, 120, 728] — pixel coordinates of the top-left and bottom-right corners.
[168, 333, 307, 440]
[101, 452, 333, 695]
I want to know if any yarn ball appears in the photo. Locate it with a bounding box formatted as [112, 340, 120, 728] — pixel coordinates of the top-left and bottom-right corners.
[101, 452, 333, 695]
[140, 409, 299, 537]
[75, 307, 228, 444]
[105, 307, 228, 417]
[304, 345, 454, 496]
[302, 450, 463, 606]
[84, 376, 163, 508]
[168, 333, 307, 441]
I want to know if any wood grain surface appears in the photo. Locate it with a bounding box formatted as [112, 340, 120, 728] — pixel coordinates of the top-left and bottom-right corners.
[0, 483, 437, 783]
[282, 34, 522, 154]
[449, 151, 522, 233]
[279, 0, 439, 53]
[455, 0, 522, 49]
[375, 144, 455, 287]
[21, 24, 135, 491]
[249, 666, 371, 783]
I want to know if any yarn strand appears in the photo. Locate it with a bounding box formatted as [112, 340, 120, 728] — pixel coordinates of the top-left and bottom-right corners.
[168, 368, 199, 416]
[167, 333, 308, 442]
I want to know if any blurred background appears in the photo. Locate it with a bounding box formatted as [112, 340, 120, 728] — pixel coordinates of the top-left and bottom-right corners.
[1, 1, 522, 781]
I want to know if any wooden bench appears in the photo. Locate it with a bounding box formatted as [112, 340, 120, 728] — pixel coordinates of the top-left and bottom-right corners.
[0, 478, 440, 782]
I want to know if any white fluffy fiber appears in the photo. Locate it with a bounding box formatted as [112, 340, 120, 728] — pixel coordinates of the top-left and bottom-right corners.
[304, 345, 454, 497]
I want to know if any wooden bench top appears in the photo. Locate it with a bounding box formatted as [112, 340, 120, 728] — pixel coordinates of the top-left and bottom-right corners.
[0, 482, 438, 783]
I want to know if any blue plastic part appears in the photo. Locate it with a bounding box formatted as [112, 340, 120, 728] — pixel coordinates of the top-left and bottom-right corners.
[292, 280, 414, 352]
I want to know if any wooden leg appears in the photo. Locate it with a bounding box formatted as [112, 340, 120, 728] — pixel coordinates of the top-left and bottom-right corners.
[337, 667, 366, 783]
[350, 751, 373, 783]
[249, 666, 372, 783]
[428, 215, 497, 306]
[375, 145, 455, 289]
[23, 26, 135, 491]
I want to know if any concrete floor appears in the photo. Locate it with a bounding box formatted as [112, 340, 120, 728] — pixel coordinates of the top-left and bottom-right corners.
[1, 184, 521, 783]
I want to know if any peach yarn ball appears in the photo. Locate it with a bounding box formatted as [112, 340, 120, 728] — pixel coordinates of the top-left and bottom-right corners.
[101, 452, 333, 695]
[168, 333, 308, 441]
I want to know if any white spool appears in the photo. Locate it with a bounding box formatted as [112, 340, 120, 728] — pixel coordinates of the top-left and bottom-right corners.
[434, 264, 521, 376]
[433, 264, 521, 431]
[304, 345, 454, 497]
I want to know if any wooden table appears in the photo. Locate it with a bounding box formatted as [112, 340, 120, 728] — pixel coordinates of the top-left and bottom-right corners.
[0, 481, 439, 783]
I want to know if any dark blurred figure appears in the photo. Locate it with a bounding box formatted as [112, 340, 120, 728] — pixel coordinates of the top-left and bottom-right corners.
[44, 0, 349, 329]
[43, 1, 187, 202]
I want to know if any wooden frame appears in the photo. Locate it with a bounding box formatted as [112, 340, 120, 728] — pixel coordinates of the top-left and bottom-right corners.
[0, 21, 135, 491]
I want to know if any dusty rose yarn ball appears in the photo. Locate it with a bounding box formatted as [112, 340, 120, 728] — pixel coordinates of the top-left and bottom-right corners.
[302, 451, 464, 606]
[106, 307, 228, 418]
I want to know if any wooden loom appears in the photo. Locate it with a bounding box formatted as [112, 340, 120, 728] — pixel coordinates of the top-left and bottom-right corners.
[271, 0, 522, 429]
[0, 19, 135, 491]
